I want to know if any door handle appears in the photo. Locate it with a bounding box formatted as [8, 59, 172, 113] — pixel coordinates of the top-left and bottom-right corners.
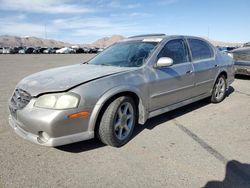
[186, 70, 193, 74]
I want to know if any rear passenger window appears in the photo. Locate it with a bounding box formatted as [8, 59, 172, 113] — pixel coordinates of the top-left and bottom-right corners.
[188, 39, 214, 61]
[158, 39, 189, 64]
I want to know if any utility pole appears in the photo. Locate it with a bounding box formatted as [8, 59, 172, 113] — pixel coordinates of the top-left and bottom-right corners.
[44, 24, 47, 39]
[207, 26, 210, 40]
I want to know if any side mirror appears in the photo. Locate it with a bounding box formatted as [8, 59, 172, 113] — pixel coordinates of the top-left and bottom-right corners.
[156, 57, 173, 68]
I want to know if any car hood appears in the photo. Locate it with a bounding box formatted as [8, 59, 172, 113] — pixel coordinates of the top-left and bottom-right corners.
[17, 64, 133, 96]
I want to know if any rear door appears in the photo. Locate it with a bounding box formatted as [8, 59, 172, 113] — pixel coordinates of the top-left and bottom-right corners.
[148, 38, 195, 111]
[187, 38, 217, 95]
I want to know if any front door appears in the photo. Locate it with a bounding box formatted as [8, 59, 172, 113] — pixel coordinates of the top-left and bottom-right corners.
[148, 39, 195, 111]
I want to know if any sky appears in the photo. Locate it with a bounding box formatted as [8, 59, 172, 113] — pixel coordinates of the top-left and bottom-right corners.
[0, 0, 249, 44]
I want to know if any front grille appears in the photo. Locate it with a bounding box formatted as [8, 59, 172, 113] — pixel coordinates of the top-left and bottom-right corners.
[233, 53, 250, 62]
[10, 88, 32, 110]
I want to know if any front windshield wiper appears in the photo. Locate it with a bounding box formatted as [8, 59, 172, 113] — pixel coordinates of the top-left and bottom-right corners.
[82, 62, 112, 66]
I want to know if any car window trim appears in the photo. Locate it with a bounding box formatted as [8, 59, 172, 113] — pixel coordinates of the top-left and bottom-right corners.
[156, 38, 191, 65]
[186, 37, 216, 63]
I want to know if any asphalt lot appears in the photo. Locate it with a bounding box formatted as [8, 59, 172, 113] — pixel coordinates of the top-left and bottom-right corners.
[0, 54, 250, 188]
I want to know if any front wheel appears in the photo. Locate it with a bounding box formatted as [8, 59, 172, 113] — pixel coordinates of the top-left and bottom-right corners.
[211, 75, 227, 103]
[98, 96, 136, 147]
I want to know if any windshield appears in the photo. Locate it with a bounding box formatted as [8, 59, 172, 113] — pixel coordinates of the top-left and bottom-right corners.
[88, 41, 158, 67]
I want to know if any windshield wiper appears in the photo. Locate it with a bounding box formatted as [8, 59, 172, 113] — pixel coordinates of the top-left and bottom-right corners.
[82, 61, 89, 64]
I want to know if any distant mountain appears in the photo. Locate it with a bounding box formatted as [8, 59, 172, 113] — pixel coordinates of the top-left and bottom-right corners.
[92, 35, 125, 48]
[0, 34, 242, 48]
[0, 35, 72, 48]
[0, 35, 124, 48]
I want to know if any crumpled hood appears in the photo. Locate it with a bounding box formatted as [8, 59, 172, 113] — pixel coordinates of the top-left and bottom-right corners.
[17, 64, 132, 96]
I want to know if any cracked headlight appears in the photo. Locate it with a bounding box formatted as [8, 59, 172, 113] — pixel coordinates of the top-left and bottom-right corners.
[35, 93, 80, 109]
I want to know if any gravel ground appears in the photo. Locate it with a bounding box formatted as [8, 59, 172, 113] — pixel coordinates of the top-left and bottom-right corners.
[0, 54, 250, 188]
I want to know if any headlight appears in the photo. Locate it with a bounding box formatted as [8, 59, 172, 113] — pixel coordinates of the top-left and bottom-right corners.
[35, 93, 80, 109]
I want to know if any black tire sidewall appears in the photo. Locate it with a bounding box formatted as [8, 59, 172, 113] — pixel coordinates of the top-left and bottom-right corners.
[98, 96, 137, 147]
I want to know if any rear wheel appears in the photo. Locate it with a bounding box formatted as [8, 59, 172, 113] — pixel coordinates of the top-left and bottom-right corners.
[98, 96, 136, 147]
[211, 75, 227, 103]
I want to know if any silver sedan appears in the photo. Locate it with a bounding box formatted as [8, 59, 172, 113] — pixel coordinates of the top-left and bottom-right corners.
[8, 34, 235, 147]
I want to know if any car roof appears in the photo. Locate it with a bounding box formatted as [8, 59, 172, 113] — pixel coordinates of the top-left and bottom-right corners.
[121, 34, 209, 43]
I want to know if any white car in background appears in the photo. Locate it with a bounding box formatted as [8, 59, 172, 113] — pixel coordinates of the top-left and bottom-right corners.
[2, 47, 12, 54]
[56, 47, 75, 54]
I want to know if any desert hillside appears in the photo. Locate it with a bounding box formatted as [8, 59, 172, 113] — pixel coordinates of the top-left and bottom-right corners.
[0, 35, 72, 48]
[0, 35, 242, 48]
[91, 35, 125, 48]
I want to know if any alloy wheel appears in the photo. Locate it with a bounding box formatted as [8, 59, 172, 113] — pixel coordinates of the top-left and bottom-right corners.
[215, 77, 226, 101]
[114, 102, 134, 141]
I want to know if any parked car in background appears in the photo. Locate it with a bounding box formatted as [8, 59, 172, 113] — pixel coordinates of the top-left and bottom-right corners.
[33, 47, 41, 54]
[8, 34, 234, 147]
[229, 47, 250, 76]
[75, 48, 85, 54]
[97, 48, 104, 53]
[52, 47, 60, 53]
[12, 47, 22, 54]
[43, 48, 54, 54]
[218, 46, 236, 53]
[243, 42, 250, 47]
[0, 47, 3, 54]
[2, 47, 13, 54]
[83, 47, 90, 53]
[56, 47, 75, 54]
[89, 47, 98, 53]
[37, 47, 47, 54]
[25, 47, 36, 54]
[3, 47, 17, 54]
[18, 48, 26, 54]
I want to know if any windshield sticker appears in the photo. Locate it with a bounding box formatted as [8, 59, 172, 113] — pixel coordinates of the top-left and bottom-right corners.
[142, 38, 163, 42]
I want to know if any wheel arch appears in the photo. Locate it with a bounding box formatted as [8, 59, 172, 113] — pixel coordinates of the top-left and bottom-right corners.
[218, 70, 228, 79]
[88, 86, 148, 133]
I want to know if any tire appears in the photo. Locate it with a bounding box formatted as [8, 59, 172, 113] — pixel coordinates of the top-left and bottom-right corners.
[211, 75, 227, 103]
[98, 96, 136, 147]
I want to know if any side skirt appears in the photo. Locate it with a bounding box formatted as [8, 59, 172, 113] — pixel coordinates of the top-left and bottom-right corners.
[148, 93, 211, 119]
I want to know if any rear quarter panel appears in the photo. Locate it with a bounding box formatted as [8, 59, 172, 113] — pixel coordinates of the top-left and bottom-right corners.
[215, 50, 235, 85]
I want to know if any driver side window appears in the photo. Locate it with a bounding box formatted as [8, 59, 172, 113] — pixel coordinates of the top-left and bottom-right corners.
[158, 39, 189, 64]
